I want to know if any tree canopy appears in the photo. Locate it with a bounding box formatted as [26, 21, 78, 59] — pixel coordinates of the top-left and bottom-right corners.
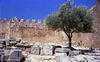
[46, 2, 93, 49]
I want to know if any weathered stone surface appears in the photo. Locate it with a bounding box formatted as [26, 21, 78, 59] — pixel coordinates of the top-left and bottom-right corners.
[55, 48, 71, 53]
[55, 53, 71, 62]
[31, 45, 41, 55]
[92, 0, 100, 48]
[0, 3, 99, 48]
[40, 44, 53, 55]
[0, 19, 96, 48]
[25, 55, 56, 62]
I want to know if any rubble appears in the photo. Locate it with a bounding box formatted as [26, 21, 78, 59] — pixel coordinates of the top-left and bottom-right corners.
[0, 39, 100, 62]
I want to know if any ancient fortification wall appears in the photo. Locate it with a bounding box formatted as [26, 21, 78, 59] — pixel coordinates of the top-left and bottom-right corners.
[0, 1, 99, 48]
[0, 18, 94, 47]
[92, 0, 100, 48]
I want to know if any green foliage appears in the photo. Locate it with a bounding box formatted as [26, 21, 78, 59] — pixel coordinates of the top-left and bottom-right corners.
[46, 14, 61, 30]
[46, 2, 93, 33]
[45, 1, 93, 48]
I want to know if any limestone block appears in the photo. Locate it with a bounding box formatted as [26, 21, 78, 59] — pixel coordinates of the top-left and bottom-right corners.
[55, 48, 71, 54]
[31, 45, 40, 55]
[55, 53, 71, 62]
[41, 45, 53, 55]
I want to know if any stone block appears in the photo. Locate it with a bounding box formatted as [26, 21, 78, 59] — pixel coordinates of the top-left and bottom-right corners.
[55, 53, 71, 62]
[55, 48, 71, 54]
[31, 45, 40, 55]
[41, 45, 53, 55]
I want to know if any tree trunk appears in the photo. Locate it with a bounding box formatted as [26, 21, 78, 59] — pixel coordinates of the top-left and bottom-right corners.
[64, 30, 74, 50]
[68, 36, 72, 48]
[65, 32, 75, 50]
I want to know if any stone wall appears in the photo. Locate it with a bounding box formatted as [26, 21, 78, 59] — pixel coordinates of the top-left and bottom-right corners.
[18, 27, 64, 44]
[0, 17, 96, 47]
[0, 3, 99, 48]
[91, 0, 100, 48]
[18, 26, 94, 47]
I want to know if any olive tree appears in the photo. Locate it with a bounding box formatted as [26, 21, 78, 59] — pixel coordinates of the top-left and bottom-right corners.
[46, 2, 93, 50]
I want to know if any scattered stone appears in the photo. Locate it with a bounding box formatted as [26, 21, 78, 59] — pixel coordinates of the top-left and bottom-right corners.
[31, 45, 41, 55]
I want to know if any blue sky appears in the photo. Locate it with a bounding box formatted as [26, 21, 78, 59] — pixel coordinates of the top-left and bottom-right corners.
[0, 0, 96, 20]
